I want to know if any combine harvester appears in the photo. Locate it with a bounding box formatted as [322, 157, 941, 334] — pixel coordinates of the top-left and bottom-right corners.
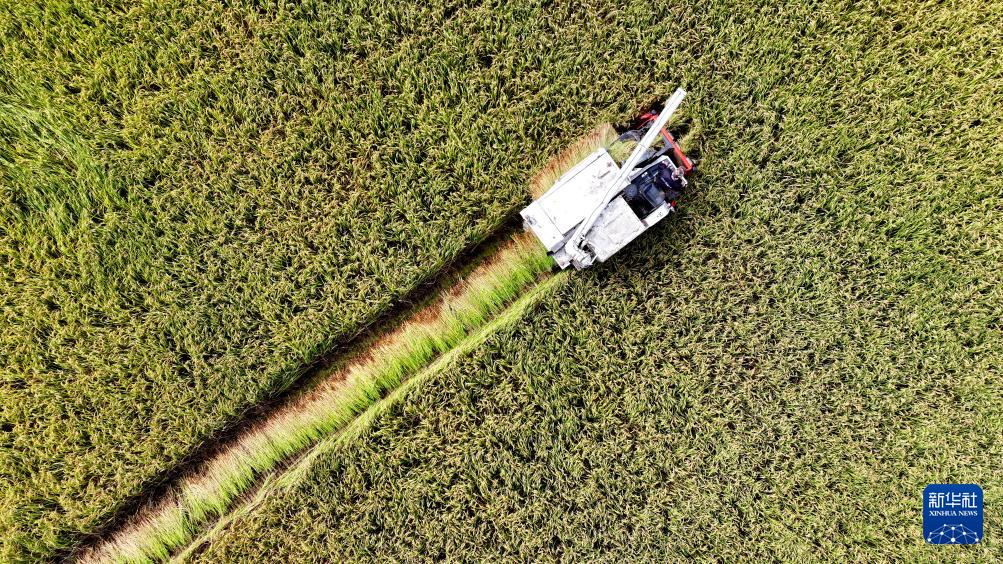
[521, 88, 694, 269]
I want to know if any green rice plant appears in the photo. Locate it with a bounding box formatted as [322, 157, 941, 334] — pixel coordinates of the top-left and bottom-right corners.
[79, 234, 554, 563]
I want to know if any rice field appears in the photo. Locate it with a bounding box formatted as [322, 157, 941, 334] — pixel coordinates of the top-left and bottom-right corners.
[3, 0, 1003, 561]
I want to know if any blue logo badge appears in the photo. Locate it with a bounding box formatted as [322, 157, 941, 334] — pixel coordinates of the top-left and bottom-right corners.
[924, 484, 983, 544]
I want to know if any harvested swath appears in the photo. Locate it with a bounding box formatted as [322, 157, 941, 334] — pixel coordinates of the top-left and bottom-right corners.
[177, 271, 571, 563]
[77, 233, 553, 563]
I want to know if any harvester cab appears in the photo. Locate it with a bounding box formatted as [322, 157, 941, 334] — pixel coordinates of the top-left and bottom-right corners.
[520, 88, 694, 269]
